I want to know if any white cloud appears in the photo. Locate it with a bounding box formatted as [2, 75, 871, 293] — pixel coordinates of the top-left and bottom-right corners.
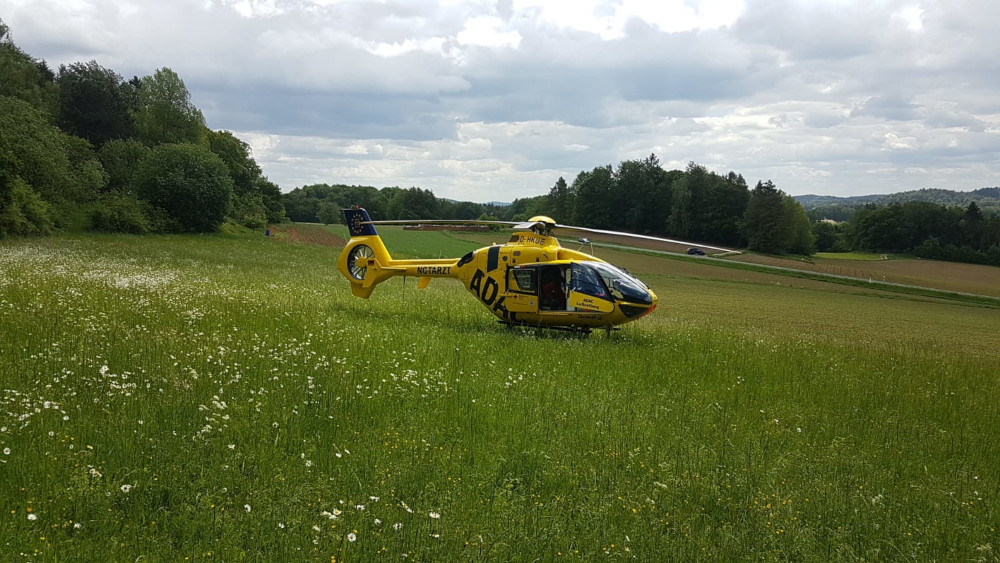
[457, 16, 521, 48]
[894, 6, 924, 31]
[512, 0, 744, 38]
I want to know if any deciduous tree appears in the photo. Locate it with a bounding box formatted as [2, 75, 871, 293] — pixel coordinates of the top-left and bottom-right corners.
[99, 139, 151, 192]
[744, 180, 786, 253]
[547, 176, 571, 222]
[58, 61, 134, 146]
[571, 166, 614, 228]
[135, 143, 233, 232]
[0, 19, 58, 118]
[133, 68, 205, 146]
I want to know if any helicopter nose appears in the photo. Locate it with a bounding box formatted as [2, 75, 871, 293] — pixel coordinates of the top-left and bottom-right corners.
[621, 288, 657, 319]
[644, 288, 658, 315]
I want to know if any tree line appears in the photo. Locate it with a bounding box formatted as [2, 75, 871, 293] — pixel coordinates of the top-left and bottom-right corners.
[0, 19, 284, 237]
[814, 201, 1000, 265]
[287, 156, 1000, 265]
[287, 155, 815, 254]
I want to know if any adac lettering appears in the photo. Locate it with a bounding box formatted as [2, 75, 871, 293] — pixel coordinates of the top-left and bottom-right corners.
[469, 269, 517, 322]
[468, 269, 498, 304]
[492, 296, 516, 323]
[416, 266, 451, 275]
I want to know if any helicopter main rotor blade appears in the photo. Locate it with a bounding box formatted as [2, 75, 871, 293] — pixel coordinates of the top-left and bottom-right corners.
[358, 215, 739, 254]
[553, 224, 740, 254]
[364, 219, 519, 228]
[512, 220, 548, 231]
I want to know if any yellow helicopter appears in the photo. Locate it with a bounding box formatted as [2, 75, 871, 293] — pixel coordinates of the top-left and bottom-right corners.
[337, 208, 735, 333]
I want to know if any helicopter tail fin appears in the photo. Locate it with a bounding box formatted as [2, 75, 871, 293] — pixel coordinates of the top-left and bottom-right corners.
[337, 208, 401, 298]
[344, 207, 379, 238]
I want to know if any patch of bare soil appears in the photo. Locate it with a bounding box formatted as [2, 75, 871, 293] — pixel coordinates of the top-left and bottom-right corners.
[267, 224, 346, 247]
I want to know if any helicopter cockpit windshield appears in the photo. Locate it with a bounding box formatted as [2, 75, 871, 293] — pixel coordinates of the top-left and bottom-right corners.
[579, 261, 654, 305]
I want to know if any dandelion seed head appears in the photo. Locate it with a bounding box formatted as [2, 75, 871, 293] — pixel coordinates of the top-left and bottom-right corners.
[27, 513, 37, 521]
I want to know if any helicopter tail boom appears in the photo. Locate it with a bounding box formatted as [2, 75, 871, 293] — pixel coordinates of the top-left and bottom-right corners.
[338, 208, 460, 298]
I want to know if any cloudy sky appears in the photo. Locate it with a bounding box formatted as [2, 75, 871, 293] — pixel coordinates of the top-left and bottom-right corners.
[3, 0, 999, 202]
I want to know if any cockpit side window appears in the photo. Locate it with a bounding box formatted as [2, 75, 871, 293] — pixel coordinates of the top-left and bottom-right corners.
[587, 261, 653, 305]
[570, 263, 610, 300]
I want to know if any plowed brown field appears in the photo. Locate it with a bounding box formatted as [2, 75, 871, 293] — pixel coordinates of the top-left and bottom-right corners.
[267, 224, 346, 247]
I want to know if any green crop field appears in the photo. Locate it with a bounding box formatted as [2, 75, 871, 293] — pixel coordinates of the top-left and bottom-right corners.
[2, 232, 998, 560]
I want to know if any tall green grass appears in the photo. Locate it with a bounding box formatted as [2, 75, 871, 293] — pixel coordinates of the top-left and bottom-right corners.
[1, 233, 998, 560]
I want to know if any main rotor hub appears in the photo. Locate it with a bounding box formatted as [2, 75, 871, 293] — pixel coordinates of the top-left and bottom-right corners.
[526, 215, 556, 236]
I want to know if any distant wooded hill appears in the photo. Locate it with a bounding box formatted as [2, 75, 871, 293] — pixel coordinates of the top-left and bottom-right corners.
[796, 188, 1000, 221]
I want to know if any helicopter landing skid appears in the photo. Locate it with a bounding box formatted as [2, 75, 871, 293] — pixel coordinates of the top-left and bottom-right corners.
[499, 321, 620, 336]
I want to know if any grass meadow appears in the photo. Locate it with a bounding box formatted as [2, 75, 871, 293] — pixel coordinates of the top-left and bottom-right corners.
[1, 231, 999, 560]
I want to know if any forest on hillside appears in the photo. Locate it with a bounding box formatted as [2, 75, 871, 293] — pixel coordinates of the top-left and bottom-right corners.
[798, 187, 1000, 222]
[0, 19, 284, 237]
[285, 158, 815, 255]
[284, 157, 1000, 263]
